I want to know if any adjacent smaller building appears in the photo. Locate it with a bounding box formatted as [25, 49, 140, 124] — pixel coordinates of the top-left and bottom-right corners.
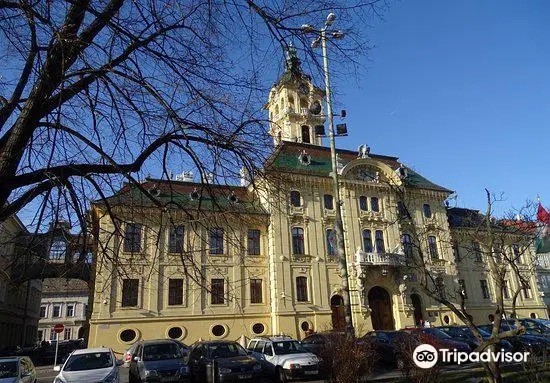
[38, 279, 90, 342]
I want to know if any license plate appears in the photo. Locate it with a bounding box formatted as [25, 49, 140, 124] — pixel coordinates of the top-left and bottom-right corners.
[305, 370, 318, 375]
[238, 373, 252, 379]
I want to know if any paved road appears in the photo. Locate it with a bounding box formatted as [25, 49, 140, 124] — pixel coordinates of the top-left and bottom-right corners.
[36, 365, 326, 383]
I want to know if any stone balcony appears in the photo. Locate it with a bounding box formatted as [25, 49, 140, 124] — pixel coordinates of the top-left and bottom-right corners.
[354, 249, 401, 267]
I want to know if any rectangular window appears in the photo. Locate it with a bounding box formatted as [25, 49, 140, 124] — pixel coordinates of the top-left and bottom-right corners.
[423, 203, 432, 218]
[428, 236, 439, 260]
[458, 279, 468, 299]
[324, 194, 334, 210]
[124, 223, 142, 253]
[66, 305, 74, 317]
[292, 227, 305, 255]
[472, 242, 482, 262]
[503, 280, 510, 299]
[493, 245, 503, 263]
[402, 234, 413, 258]
[480, 280, 490, 299]
[375, 230, 385, 254]
[52, 305, 61, 318]
[397, 201, 409, 218]
[512, 244, 521, 263]
[168, 225, 184, 253]
[250, 279, 263, 304]
[50, 330, 57, 341]
[168, 279, 184, 306]
[40, 306, 47, 318]
[359, 196, 368, 211]
[122, 279, 139, 307]
[326, 229, 336, 256]
[64, 328, 72, 340]
[247, 229, 261, 255]
[296, 276, 308, 302]
[209, 228, 224, 255]
[211, 279, 225, 304]
[362, 230, 373, 253]
[290, 191, 301, 207]
[523, 282, 531, 299]
[370, 197, 379, 212]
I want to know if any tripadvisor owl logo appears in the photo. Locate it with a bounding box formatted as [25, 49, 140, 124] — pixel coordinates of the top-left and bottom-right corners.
[413, 344, 438, 369]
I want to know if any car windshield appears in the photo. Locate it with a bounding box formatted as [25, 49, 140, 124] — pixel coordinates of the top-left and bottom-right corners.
[143, 343, 182, 361]
[273, 341, 306, 355]
[64, 352, 113, 371]
[424, 328, 451, 339]
[0, 361, 18, 378]
[208, 343, 247, 359]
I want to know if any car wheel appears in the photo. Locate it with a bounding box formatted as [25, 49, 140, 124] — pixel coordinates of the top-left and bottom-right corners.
[395, 355, 405, 370]
[277, 366, 287, 383]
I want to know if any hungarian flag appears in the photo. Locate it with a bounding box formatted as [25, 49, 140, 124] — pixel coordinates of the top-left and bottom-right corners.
[536, 202, 550, 253]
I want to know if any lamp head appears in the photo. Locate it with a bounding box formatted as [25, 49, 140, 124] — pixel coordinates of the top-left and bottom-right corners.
[326, 13, 336, 26]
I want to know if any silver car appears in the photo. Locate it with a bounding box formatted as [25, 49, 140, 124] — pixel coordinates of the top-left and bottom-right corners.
[53, 348, 122, 383]
[0, 356, 37, 383]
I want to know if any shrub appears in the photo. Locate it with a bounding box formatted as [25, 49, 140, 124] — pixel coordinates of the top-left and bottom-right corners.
[395, 333, 441, 383]
[317, 333, 377, 383]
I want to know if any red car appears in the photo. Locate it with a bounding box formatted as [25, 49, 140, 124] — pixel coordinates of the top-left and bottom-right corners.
[400, 328, 471, 353]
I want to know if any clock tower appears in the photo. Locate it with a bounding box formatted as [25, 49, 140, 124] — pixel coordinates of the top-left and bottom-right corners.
[266, 45, 326, 146]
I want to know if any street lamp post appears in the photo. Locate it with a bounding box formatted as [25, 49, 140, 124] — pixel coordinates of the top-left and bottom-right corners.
[304, 14, 354, 336]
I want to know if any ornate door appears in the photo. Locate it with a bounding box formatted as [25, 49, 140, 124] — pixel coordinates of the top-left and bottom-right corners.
[368, 286, 395, 330]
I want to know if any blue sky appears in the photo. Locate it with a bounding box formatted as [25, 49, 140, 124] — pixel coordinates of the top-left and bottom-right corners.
[330, 0, 549, 215]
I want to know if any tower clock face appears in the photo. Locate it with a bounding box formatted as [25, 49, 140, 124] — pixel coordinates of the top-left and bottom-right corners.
[299, 84, 309, 95]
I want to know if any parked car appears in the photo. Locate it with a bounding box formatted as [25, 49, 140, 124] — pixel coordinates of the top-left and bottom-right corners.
[247, 336, 322, 382]
[0, 356, 37, 383]
[128, 340, 189, 383]
[53, 348, 122, 383]
[123, 343, 139, 368]
[478, 324, 550, 355]
[301, 332, 345, 356]
[361, 331, 407, 368]
[437, 326, 513, 352]
[188, 340, 261, 382]
[400, 328, 471, 353]
[503, 319, 550, 337]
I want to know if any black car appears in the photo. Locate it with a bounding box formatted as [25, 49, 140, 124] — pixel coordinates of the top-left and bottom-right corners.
[362, 331, 406, 368]
[128, 339, 189, 383]
[478, 324, 550, 355]
[187, 341, 262, 382]
[437, 326, 513, 352]
[301, 332, 345, 356]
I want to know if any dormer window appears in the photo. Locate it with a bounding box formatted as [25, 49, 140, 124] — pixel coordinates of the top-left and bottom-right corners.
[290, 191, 302, 207]
[50, 238, 67, 261]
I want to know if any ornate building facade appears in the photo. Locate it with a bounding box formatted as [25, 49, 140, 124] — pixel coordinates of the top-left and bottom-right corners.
[88, 52, 547, 353]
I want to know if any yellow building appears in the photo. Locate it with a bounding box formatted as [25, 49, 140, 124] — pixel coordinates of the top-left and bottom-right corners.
[88, 50, 547, 353]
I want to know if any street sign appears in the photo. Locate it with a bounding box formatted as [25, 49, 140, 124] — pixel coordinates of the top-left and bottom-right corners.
[53, 324, 64, 333]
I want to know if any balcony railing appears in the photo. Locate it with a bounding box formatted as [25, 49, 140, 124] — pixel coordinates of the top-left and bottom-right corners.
[355, 249, 400, 266]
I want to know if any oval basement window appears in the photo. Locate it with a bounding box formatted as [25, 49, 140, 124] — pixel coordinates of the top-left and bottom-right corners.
[168, 327, 183, 339]
[252, 323, 265, 335]
[120, 329, 137, 343]
[212, 325, 226, 337]
[300, 321, 310, 332]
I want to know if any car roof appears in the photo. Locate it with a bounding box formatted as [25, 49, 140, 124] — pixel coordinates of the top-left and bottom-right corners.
[141, 339, 180, 345]
[196, 340, 238, 345]
[72, 347, 112, 355]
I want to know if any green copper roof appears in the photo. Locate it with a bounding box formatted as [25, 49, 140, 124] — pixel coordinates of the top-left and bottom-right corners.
[267, 142, 452, 193]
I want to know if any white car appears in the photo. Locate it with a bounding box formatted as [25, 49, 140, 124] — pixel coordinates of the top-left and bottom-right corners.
[247, 336, 321, 382]
[53, 348, 122, 383]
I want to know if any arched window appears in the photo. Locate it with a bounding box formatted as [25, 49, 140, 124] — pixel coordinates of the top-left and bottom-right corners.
[290, 190, 301, 207]
[301, 125, 311, 144]
[371, 197, 379, 212]
[362, 229, 373, 253]
[359, 196, 368, 211]
[375, 230, 385, 254]
[292, 227, 305, 255]
[423, 204, 432, 218]
[324, 194, 334, 210]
